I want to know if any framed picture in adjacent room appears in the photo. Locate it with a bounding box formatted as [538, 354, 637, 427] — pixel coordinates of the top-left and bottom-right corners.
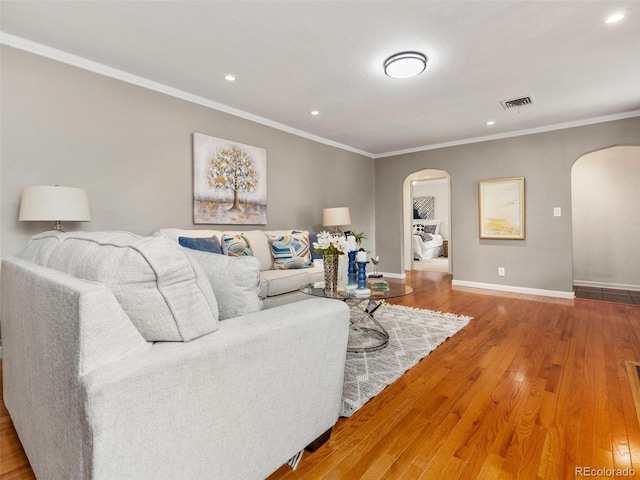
[478, 176, 525, 239]
[193, 133, 267, 224]
[413, 196, 435, 220]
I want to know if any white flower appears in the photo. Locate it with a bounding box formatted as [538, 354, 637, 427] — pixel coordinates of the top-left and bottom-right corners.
[313, 231, 350, 255]
[333, 236, 350, 253]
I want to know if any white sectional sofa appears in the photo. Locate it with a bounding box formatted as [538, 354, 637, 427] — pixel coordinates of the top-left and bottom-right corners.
[158, 228, 325, 308]
[1, 230, 350, 479]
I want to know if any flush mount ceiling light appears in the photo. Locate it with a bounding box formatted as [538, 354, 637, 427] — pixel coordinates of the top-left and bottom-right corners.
[605, 12, 625, 23]
[384, 51, 427, 79]
[224, 74, 237, 81]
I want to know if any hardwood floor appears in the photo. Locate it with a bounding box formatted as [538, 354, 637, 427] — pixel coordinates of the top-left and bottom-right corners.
[3, 270, 640, 479]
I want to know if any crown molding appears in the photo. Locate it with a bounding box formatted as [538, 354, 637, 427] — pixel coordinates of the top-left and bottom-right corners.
[375, 109, 640, 159]
[3, 32, 638, 161]
[0, 32, 374, 158]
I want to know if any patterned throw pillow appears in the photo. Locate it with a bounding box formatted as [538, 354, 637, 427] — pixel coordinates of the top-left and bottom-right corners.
[178, 235, 223, 254]
[423, 224, 438, 234]
[269, 234, 313, 269]
[221, 234, 253, 257]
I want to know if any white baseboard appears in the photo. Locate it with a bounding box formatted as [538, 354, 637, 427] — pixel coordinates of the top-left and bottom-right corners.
[573, 280, 640, 292]
[380, 271, 406, 279]
[452, 279, 575, 299]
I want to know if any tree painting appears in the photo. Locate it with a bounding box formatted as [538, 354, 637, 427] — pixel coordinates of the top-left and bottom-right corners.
[193, 133, 267, 225]
[207, 144, 258, 211]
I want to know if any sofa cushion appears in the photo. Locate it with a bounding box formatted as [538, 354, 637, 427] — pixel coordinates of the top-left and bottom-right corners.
[19, 231, 219, 342]
[179, 235, 223, 254]
[183, 249, 262, 320]
[244, 230, 273, 270]
[231, 230, 273, 271]
[158, 228, 224, 243]
[221, 234, 253, 257]
[259, 263, 324, 297]
[269, 233, 313, 270]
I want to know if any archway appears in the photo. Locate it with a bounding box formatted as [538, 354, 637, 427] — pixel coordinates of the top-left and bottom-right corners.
[402, 169, 451, 273]
[571, 145, 640, 297]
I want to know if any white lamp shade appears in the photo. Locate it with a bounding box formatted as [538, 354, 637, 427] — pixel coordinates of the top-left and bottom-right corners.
[323, 207, 351, 227]
[19, 186, 91, 222]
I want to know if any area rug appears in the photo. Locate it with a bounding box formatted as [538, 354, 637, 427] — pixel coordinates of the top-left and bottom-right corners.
[340, 303, 472, 417]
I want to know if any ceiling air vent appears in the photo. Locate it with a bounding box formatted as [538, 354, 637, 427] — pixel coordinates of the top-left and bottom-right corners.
[501, 96, 533, 110]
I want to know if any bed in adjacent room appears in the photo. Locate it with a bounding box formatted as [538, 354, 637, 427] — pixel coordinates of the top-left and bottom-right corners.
[412, 220, 444, 260]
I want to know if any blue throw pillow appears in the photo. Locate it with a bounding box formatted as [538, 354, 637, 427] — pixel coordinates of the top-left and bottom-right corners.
[178, 236, 223, 254]
[308, 232, 324, 260]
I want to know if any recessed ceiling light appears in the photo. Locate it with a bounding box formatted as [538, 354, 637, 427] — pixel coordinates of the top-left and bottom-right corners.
[383, 51, 427, 79]
[311, 110, 320, 116]
[486, 121, 496, 126]
[605, 12, 625, 24]
[224, 74, 237, 81]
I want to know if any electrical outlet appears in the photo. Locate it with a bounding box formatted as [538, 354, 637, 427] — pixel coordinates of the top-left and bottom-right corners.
[498, 267, 505, 277]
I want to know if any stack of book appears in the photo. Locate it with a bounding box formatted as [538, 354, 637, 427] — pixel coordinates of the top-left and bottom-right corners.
[368, 280, 389, 291]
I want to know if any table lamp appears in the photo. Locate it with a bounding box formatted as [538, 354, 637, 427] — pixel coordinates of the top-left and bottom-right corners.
[19, 185, 91, 232]
[322, 207, 351, 236]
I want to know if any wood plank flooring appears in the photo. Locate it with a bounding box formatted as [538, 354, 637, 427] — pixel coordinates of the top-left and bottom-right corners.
[2, 270, 640, 479]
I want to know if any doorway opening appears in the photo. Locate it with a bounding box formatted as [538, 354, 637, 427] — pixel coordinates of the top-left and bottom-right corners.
[402, 169, 451, 274]
[571, 145, 640, 304]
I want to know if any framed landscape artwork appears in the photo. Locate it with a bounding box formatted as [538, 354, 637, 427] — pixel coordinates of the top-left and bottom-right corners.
[193, 133, 267, 224]
[478, 177, 525, 239]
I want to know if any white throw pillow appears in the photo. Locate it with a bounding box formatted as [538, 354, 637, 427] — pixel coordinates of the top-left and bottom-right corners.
[183, 248, 262, 320]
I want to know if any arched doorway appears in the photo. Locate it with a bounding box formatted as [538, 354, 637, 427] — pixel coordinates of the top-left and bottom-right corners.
[402, 169, 451, 273]
[572, 145, 640, 301]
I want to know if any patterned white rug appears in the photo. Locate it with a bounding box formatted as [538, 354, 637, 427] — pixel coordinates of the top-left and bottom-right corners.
[341, 303, 472, 417]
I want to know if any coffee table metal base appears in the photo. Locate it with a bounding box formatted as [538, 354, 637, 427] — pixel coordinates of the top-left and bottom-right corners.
[298, 284, 413, 354]
[347, 299, 389, 353]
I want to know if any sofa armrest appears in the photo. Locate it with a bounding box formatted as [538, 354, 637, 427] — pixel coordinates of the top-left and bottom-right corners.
[82, 298, 350, 480]
[1, 256, 151, 480]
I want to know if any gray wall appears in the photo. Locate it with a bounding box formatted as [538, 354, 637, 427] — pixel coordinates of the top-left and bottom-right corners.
[0, 46, 375, 257]
[572, 145, 640, 289]
[375, 118, 640, 294]
[2, 45, 640, 297]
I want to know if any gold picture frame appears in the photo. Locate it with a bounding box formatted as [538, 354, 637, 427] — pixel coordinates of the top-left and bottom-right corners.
[478, 177, 525, 240]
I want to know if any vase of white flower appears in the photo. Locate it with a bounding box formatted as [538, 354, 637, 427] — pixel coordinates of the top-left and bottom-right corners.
[313, 231, 349, 292]
[323, 254, 340, 292]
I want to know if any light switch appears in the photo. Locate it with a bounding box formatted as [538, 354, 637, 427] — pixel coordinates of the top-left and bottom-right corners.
[554, 207, 561, 217]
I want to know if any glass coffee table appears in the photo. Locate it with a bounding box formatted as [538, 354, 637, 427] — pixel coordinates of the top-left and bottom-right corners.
[299, 282, 413, 353]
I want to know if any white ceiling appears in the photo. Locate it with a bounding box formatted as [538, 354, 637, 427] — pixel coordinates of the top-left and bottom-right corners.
[1, 1, 639, 158]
